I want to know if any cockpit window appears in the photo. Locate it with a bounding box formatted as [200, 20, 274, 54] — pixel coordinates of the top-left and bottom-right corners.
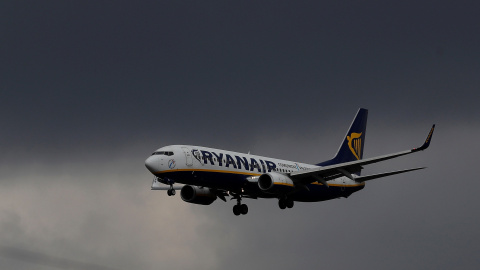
[152, 151, 174, 156]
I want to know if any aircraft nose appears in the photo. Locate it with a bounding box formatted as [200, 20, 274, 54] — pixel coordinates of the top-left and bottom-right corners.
[145, 155, 158, 173]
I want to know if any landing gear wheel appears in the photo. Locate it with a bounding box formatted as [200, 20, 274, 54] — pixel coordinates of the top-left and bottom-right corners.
[233, 205, 241, 216]
[286, 199, 294, 208]
[240, 204, 248, 215]
[278, 199, 287, 209]
[232, 191, 248, 216]
[167, 189, 176, 196]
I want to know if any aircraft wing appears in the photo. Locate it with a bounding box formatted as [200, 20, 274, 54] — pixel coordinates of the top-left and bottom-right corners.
[151, 177, 184, 190]
[151, 186, 184, 190]
[290, 125, 435, 186]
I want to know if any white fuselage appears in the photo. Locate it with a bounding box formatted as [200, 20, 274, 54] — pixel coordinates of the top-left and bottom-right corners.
[145, 145, 365, 202]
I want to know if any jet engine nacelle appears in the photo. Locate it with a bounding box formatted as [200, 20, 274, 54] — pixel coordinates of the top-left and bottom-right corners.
[180, 185, 217, 205]
[258, 172, 295, 194]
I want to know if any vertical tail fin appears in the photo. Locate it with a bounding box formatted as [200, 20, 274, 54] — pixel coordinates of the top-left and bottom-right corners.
[317, 108, 368, 172]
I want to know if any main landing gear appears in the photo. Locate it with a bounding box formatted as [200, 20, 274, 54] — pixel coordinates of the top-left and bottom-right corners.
[233, 204, 248, 216]
[231, 193, 248, 216]
[278, 197, 294, 210]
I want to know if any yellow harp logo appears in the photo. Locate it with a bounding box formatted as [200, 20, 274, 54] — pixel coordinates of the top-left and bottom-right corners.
[347, 132, 362, 160]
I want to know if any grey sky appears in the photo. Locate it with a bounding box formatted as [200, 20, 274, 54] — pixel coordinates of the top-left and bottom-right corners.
[1, 1, 479, 269]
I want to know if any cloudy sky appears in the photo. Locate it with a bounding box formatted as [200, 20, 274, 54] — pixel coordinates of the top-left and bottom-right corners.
[1, 1, 479, 269]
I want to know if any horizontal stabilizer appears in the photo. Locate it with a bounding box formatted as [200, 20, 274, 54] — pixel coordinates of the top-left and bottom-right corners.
[354, 167, 425, 182]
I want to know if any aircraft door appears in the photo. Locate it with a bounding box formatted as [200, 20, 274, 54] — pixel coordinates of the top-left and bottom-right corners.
[182, 147, 193, 166]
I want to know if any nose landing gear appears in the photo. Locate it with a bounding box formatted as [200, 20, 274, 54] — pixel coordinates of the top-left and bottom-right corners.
[155, 176, 176, 196]
[167, 188, 176, 196]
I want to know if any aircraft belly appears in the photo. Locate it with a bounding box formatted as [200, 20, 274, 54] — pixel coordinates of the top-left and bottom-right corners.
[291, 184, 365, 202]
[158, 170, 248, 191]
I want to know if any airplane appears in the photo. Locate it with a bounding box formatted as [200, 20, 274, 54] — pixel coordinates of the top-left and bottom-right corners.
[145, 108, 435, 216]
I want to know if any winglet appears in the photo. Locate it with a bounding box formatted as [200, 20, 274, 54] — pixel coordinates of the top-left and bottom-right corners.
[413, 125, 435, 152]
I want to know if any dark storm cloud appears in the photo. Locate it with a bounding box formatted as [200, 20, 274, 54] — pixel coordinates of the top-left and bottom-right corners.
[1, 1, 479, 155]
[1, 1, 480, 270]
[0, 246, 117, 270]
